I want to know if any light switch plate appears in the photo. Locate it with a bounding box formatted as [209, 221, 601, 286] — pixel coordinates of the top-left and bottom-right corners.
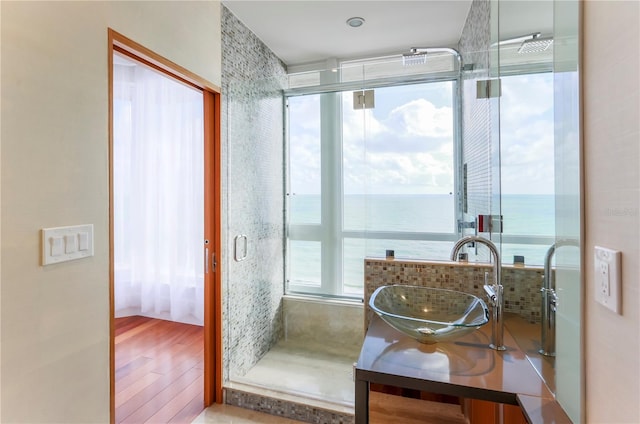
[42, 224, 94, 265]
[594, 246, 622, 314]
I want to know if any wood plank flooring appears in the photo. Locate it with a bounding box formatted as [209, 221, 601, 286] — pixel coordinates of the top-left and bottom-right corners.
[115, 316, 205, 424]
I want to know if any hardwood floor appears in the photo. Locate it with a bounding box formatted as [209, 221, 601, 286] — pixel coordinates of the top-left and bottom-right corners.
[115, 316, 205, 424]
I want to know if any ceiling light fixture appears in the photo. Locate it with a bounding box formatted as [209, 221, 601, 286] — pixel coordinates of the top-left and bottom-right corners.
[346, 17, 365, 28]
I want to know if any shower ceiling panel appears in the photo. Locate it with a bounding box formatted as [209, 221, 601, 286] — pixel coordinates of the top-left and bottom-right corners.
[222, 0, 472, 65]
[222, 0, 553, 67]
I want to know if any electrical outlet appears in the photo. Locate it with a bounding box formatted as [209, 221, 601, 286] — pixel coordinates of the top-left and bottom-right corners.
[594, 246, 622, 314]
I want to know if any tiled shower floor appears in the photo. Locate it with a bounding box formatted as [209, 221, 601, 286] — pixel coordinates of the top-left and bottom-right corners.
[231, 339, 358, 408]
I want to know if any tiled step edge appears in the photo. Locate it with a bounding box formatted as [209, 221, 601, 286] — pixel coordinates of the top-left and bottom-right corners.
[224, 386, 355, 424]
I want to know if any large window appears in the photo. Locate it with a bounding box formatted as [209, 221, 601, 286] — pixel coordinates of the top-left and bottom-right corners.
[499, 72, 555, 265]
[286, 80, 458, 297]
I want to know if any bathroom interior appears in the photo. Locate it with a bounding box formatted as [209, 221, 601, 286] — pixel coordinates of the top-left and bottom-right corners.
[220, 0, 580, 423]
[4, 1, 639, 423]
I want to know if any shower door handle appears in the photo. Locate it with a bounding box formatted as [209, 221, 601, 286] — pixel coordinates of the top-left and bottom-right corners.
[234, 235, 248, 262]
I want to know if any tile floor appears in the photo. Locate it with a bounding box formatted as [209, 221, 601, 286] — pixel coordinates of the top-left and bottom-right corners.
[231, 340, 357, 407]
[195, 338, 357, 423]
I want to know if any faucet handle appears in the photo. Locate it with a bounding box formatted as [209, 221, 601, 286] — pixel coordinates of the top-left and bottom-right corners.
[483, 284, 497, 304]
[550, 289, 558, 311]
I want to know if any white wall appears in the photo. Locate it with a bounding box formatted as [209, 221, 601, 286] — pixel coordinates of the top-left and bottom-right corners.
[0, 2, 221, 422]
[583, 1, 640, 422]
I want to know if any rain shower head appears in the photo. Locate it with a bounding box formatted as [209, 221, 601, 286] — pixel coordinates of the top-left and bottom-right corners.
[493, 32, 554, 53]
[518, 34, 553, 54]
[402, 48, 428, 66]
[402, 47, 460, 66]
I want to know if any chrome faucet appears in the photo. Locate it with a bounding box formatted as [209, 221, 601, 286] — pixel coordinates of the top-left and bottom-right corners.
[540, 239, 579, 357]
[451, 236, 505, 351]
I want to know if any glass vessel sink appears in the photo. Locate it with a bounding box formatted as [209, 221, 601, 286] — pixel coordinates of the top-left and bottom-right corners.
[369, 285, 490, 344]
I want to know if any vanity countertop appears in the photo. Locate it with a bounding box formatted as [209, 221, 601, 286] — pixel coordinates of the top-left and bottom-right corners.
[355, 316, 571, 423]
[504, 314, 556, 393]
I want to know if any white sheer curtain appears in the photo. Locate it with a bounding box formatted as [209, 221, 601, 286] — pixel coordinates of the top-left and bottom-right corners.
[113, 53, 204, 325]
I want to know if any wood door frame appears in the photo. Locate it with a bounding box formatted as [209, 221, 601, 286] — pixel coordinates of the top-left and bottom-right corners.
[107, 29, 223, 423]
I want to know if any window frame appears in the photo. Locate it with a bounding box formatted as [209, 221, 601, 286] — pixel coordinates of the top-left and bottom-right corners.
[285, 65, 558, 299]
[285, 73, 462, 298]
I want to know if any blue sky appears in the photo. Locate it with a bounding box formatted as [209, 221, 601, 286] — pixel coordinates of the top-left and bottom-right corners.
[288, 72, 554, 196]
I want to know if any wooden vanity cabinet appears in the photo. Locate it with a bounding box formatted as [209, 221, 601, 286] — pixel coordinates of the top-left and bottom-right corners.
[462, 398, 528, 424]
[355, 317, 564, 424]
[368, 384, 528, 424]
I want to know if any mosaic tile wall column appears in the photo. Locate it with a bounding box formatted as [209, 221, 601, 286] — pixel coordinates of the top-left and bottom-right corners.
[457, 0, 497, 262]
[221, 6, 288, 380]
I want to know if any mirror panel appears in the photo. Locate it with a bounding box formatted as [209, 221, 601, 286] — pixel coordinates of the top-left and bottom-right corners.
[497, 0, 582, 421]
[552, 0, 582, 422]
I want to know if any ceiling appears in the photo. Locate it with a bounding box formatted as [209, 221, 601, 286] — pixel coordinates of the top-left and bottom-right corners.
[222, 1, 474, 66]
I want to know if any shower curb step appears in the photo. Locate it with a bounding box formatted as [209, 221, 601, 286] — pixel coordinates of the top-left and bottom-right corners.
[224, 385, 354, 424]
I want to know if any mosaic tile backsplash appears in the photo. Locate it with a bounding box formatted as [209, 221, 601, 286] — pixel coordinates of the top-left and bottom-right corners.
[222, 5, 288, 379]
[364, 258, 545, 329]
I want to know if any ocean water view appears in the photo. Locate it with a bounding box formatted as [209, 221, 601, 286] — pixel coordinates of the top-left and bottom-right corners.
[287, 194, 555, 295]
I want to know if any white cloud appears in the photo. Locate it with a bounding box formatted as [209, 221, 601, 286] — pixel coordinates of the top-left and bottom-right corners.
[291, 84, 456, 195]
[387, 99, 453, 138]
[341, 93, 453, 151]
[499, 74, 555, 194]
[345, 151, 454, 194]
